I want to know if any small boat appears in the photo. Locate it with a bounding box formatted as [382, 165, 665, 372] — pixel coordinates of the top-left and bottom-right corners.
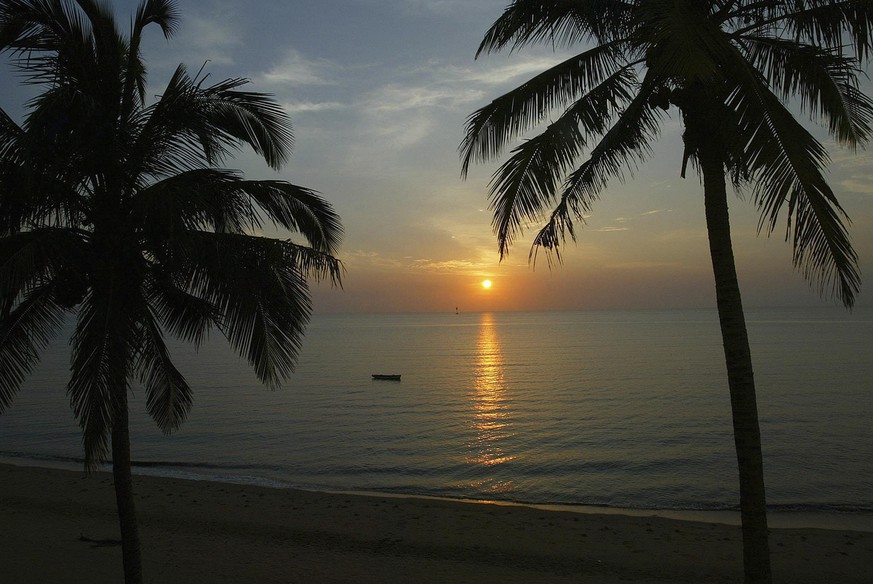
[371, 374, 401, 381]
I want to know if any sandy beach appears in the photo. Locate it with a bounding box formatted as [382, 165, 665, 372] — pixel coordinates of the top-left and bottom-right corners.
[1, 463, 870, 583]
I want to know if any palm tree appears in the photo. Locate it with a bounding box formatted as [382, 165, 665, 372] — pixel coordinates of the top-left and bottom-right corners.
[461, 2, 872, 583]
[0, 1, 342, 582]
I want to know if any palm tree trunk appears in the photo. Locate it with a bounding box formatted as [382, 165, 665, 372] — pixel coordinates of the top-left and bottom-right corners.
[700, 153, 772, 584]
[111, 388, 143, 584]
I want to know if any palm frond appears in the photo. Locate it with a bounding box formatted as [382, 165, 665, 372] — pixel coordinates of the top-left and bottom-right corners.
[243, 181, 344, 255]
[137, 314, 192, 433]
[476, 0, 631, 56]
[528, 195, 579, 267]
[166, 232, 341, 387]
[725, 57, 860, 306]
[143, 268, 217, 347]
[460, 41, 628, 176]
[181, 233, 311, 387]
[281, 239, 344, 285]
[133, 170, 343, 255]
[68, 287, 138, 468]
[132, 66, 294, 177]
[0, 283, 66, 413]
[488, 67, 638, 257]
[204, 77, 294, 170]
[0, 228, 89, 311]
[19, 75, 121, 201]
[133, 168, 251, 235]
[130, 64, 227, 175]
[132, 0, 179, 39]
[787, 180, 859, 306]
[0, 107, 23, 162]
[631, 0, 733, 84]
[525, 82, 666, 263]
[75, 0, 123, 74]
[0, 158, 90, 234]
[123, 0, 180, 115]
[763, 0, 873, 60]
[0, 0, 73, 55]
[68, 326, 114, 468]
[741, 35, 873, 147]
[0, 0, 107, 100]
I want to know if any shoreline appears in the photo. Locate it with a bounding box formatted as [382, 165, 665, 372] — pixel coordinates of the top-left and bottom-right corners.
[2, 462, 871, 583]
[4, 455, 872, 533]
[327, 490, 873, 533]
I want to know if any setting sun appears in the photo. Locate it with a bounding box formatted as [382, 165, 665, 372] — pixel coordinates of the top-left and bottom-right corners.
[481, 279, 492, 289]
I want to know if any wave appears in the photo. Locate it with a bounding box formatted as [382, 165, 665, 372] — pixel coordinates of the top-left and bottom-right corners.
[3, 451, 872, 517]
[0, 451, 85, 465]
[0, 451, 282, 473]
[130, 460, 285, 472]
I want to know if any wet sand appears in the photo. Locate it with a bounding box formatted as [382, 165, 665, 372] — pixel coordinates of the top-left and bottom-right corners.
[1, 463, 870, 583]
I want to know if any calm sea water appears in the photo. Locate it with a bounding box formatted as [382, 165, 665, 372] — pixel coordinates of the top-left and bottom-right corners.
[1, 307, 871, 514]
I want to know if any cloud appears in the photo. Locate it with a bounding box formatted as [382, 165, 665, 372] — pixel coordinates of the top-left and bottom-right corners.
[365, 0, 506, 17]
[301, 51, 573, 165]
[361, 110, 438, 149]
[410, 258, 489, 272]
[260, 49, 337, 87]
[606, 261, 682, 270]
[280, 100, 346, 114]
[426, 55, 574, 90]
[367, 54, 574, 121]
[347, 81, 474, 155]
[180, 14, 243, 66]
[838, 177, 873, 195]
[822, 147, 873, 195]
[601, 209, 671, 231]
[828, 145, 873, 169]
[655, 228, 706, 243]
[343, 250, 404, 270]
[343, 250, 493, 274]
[367, 83, 483, 113]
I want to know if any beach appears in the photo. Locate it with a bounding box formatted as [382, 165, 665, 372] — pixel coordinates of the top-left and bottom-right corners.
[1, 463, 870, 583]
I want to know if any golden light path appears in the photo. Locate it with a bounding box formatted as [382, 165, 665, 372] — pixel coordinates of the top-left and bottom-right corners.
[467, 313, 515, 495]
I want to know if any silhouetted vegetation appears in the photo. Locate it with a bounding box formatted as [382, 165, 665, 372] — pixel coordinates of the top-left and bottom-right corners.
[461, 2, 872, 583]
[0, 1, 342, 582]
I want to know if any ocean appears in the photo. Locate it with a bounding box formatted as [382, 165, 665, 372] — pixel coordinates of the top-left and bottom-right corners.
[1, 307, 871, 516]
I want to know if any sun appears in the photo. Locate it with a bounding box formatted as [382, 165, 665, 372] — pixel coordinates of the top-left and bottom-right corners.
[481, 279, 492, 289]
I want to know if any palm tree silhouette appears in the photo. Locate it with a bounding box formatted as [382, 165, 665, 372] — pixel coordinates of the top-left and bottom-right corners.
[0, 1, 342, 582]
[461, 2, 871, 582]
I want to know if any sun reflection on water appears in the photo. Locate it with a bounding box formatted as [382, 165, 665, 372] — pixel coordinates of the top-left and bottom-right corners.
[467, 313, 515, 493]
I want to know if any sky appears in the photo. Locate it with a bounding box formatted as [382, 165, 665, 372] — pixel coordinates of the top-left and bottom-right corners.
[3, 0, 873, 313]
